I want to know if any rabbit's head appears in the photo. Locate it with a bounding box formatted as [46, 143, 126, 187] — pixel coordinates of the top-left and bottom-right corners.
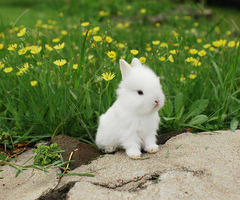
[116, 58, 165, 116]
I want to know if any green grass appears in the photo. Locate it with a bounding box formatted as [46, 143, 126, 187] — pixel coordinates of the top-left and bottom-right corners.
[0, 0, 239, 148]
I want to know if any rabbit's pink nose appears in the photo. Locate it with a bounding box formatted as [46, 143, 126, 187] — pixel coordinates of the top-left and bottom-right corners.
[155, 100, 159, 104]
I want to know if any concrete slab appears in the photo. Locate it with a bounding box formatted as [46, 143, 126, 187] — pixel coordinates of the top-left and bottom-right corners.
[1, 130, 239, 200]
[0, 149, 60, 200]
[63, 130, 240, 200]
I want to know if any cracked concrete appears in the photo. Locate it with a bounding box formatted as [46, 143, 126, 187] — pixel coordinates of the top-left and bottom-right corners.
[1, 130, 240, 200]
[0, 149, 60, 200]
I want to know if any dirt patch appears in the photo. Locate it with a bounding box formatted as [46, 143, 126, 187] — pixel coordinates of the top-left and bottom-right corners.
[51, 135, 102, 170]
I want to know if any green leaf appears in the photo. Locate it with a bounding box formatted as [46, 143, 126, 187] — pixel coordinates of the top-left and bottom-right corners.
[188, 115, 208, 126]
[211, 59, 223, 87]
[230, 118, 239, 132]
[174, 92, 184, 114]
[0, 153, 6, 161]
[162, 117, 176, 122]
[185, 99, 209, 121]
[162, 99, 173, 117]
[15, 169, 22, 178]
[165, 151, 170, 158]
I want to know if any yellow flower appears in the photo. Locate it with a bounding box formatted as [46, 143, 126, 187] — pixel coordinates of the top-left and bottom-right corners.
[8, 44, 17, 51]
[0, 44, 4, 50]
[61, 30, 68, 35]
[203, 44, 211, 49]
[170, 49, 178, 54]
[185, 57, 194, 62]
[45, 44, 53, 51]
[17, 28, 26, 37]
[197, 39, 202, 43]
[18, 48, 27, 55]
[130, 49, 139, 55]
[209, 47, 215, 51]
[189, 49, 198, 54]
[184, 46, 189, 50]
[228, 41, 235, 48]
[22, 63, 29, 71]
[107, 51, 116, 58]
[93, 26, 100, 33]
[212, 40, 221, 47]
[215, 26, 220, 34]
[140, 9, 146, 14]
[160, 42, 168, 47]
[189, 74, 197, 79]
[139, 57, 146, 63]
[81, 22, 90, 27]
[93, 36, 102, 42]
[192, 60, 201, 66]
[126, 5, 132, 10]
[116, 43, 125, 49]
[3, 67, 13, 73]
[146, 47, 152, 52]
[193, 22, 199, 27]
[0, 62, 5, 68]
[158, 56, 166, 61]
[37, 62, 42, 66]
[168, 55, 174, 62]
[152, 40, 160, 45]
[88, 55, 94, 60]
[53, 59, 67, 66]
[30, 80, 38, 86]
[102, 72, 115, 81]
[0, 32, 5, 39]
[99, 10, 109, 17]
[155, 23, 160, 27]
[30, 46, 42, 54]
[172, 31, 179, 37]
[16, 70, 24, 76]
[172, 43, 179, 47]
[54, 42, 65, 50]
[105, 36, 113, 43]
[198, 50, 206, 57]
[59, 12, 63, 17]
[52, 38, 61, 43]
[73, 64, 78, 69]
[183, 16, 191, 20]
[226, 30, 232, 35]
[180, 74, 185, 82]
[212, 39, 226, 47]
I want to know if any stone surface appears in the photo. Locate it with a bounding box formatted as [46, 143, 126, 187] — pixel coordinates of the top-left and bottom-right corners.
[0, 149, 60, 200]
[62, 130, 240, 199]
[51, 135, 101, 170]
[1, 130, 240, 200]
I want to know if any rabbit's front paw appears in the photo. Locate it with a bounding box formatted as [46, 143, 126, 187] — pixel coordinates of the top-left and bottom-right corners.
[105, 146, 117, 153]
[126, 148, 141, 159]
[145, 145, 159, 154]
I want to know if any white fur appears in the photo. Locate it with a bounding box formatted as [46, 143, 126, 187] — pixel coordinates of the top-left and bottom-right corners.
[95, 58, 165, 159]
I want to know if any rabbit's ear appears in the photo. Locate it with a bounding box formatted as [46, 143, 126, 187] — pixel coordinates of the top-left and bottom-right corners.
[131, 58, 142, 67]
[119, 59, 132, 80]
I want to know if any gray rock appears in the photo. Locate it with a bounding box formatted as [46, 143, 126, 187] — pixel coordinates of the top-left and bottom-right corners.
[63, 130, 240, 200]
[0, 149, 60, 200]
[1, 130, 240, 200]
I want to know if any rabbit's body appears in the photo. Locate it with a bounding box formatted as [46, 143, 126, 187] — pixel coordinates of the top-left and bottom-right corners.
[96, 58, 165, 159]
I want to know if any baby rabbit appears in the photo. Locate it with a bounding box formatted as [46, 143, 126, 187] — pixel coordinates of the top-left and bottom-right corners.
[96, 58, 165, 159]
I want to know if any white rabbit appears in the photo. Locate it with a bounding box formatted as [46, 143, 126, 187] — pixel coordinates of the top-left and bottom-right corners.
[95, 58, 165, 159]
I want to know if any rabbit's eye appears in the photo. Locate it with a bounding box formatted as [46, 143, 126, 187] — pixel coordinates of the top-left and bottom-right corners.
[137, 90, 144, 95]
